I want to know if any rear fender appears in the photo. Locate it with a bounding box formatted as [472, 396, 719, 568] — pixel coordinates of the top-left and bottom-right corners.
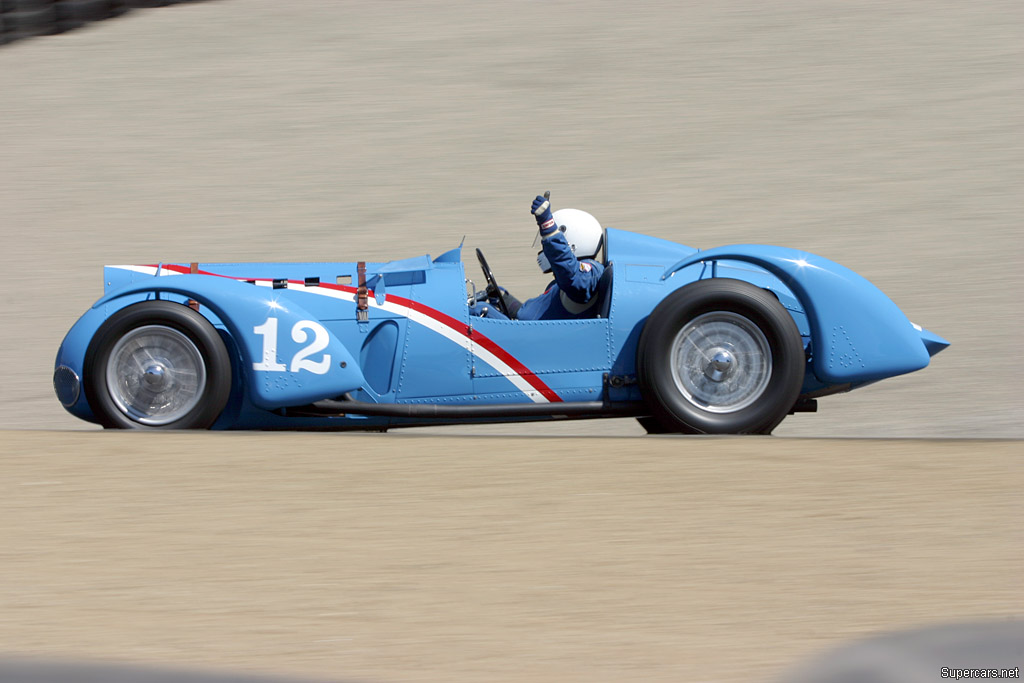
[96, 275, 365, 409]
[662, 246, 931, 383]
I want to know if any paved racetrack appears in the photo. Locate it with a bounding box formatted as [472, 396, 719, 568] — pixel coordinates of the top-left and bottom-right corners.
[0, 2, 1022, 681]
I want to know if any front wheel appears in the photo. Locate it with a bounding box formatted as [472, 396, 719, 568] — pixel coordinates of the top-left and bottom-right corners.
[637, 279, 805, 434]
[84, 301, 232, 429]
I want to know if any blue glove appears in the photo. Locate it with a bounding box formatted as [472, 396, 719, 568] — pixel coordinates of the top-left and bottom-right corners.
[531, 195, 556, 236]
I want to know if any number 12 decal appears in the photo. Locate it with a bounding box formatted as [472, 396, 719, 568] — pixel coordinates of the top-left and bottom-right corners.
[253, 317, 332, 375]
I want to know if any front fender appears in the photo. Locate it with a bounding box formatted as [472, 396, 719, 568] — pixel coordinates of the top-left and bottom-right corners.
[96, 275, 365, 409]
[663, 246, 935, 384]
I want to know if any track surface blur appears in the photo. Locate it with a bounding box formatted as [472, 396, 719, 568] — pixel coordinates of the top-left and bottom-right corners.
[1, 433, 1021, 682]
[0, 3, 1022, 682]
[0, 0, 1021, 436]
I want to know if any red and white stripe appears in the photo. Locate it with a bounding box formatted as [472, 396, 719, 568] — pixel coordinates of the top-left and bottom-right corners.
[109, 264, 561, 403]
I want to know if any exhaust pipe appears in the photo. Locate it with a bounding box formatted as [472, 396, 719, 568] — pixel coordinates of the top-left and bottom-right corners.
[307, 397, 646, 420]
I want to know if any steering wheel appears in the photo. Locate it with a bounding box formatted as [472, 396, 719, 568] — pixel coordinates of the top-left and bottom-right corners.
[475, 248, 511, 318]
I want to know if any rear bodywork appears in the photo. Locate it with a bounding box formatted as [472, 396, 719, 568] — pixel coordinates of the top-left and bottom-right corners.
[54, 228, 948, 429]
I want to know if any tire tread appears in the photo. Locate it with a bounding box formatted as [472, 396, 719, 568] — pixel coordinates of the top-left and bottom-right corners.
[637, 279, 805, 435]
[83, 301, 233, 430]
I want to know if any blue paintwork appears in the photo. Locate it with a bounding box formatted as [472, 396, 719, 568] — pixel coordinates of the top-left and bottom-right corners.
[661, 245, 945, 383]
[93, 274, 365, 409]
[54, 227, 948, 429]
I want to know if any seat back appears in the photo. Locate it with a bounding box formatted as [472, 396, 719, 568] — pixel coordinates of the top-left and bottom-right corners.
[596, 262, 614, 319]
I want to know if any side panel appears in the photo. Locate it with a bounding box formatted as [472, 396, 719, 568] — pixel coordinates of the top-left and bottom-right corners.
[95, 275, 366, 409]
[661, 245, 933, 383]
[469, 317, 611, 402]
[389, 266, 474, 400]
[359, 320, 402, 395]
[602, 230, 819, 400]
[76, 255, 605, 419]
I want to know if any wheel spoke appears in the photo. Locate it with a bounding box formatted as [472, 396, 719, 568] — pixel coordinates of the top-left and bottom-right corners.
[105, 325, 207, 426]
[669, 312, 771, 414]
[682, 334, 712, 362]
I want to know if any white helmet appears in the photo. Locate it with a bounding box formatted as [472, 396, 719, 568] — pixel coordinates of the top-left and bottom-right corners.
[537, 208, 604, 273]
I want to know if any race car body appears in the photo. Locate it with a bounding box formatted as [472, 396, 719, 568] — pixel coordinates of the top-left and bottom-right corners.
[53, 227, 948, 433]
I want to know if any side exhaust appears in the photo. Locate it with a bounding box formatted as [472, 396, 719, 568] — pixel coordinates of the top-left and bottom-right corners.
[307, 397, 646, 420]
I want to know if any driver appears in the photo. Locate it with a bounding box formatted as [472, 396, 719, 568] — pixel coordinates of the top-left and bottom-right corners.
[472, 194, 605, 320]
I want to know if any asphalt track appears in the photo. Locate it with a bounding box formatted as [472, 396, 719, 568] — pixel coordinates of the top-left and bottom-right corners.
[0, 2, 1022, 681]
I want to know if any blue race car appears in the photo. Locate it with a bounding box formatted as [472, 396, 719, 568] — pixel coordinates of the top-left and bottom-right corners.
[53, 226, 949, 433]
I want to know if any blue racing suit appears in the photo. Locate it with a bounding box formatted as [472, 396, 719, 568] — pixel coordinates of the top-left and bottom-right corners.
[516, 230, 604, 320]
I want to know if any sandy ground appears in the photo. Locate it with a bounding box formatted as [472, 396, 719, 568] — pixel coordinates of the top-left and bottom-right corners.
[0, 3, 1022, 682]
[0, 0, 1021, 437]
[0, 433, 1021, 682]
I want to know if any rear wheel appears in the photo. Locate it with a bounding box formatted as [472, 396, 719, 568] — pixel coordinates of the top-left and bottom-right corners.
[84, 301, 232, 429]
[637, 279, 804, 434]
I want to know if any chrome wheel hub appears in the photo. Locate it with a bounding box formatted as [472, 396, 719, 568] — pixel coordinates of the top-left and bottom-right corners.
[670, 312, 771, 414]
[143, 364, 166, 387]
[105, 325, 206, 425]
[704, 349, 735, 382]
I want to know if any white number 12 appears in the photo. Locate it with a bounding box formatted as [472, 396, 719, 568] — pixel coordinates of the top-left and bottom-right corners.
[252, 317, 332, 375]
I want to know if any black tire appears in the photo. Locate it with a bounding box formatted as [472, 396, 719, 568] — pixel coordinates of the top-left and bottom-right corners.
[84, 301, 232, 429]
[636, 279, 805, 434]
